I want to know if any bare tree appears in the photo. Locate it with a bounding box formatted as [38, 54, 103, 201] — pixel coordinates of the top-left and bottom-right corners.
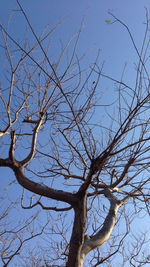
[0, 1, 150, 266]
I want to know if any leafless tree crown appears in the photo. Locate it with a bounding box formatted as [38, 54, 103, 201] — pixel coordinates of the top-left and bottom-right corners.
[0, 2, 150, 267]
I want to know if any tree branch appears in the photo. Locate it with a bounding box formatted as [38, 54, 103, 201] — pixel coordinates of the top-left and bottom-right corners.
[12, 165, 78, 206]
[80, 189, 121, 262]
[20, 113, 45, 166]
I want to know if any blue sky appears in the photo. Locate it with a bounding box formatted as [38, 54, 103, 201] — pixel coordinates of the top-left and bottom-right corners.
[0, 0, 149, 85]
[0, 0, 149, 101]
[0, 0, 150, 266]
[1, 0, 149, 63]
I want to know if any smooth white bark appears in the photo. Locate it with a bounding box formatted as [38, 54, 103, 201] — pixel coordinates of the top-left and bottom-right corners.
[80, 191, 121, 266]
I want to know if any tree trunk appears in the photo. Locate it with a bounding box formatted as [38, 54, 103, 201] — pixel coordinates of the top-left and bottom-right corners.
[80, 195, 121, 265]
[66, 193, 87, 267]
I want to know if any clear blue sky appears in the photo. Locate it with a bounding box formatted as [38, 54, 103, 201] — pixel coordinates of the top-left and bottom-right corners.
[0, 0, 150, 266]
[0, 0, 149, 81]
[1, 0, 149, 65]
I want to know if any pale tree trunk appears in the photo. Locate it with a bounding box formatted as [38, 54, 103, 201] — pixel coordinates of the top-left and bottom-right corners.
[74, 191, 123, 267]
